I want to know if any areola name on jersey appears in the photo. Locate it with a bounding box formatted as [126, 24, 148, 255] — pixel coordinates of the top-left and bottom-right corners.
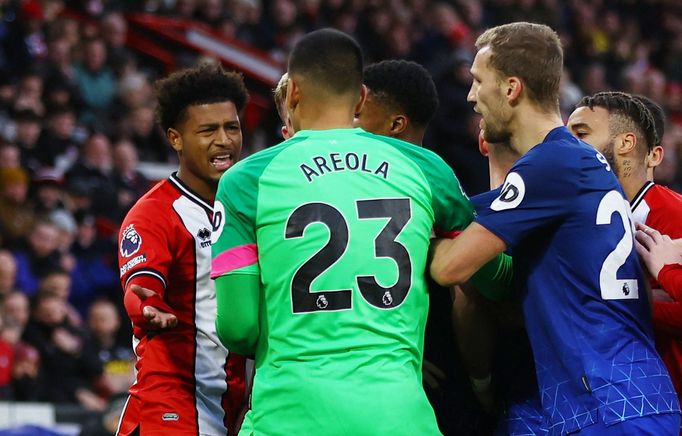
[300, 151, 390, 183]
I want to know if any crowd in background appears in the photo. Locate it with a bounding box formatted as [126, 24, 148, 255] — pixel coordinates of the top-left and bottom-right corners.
[0, 0, 681, 430]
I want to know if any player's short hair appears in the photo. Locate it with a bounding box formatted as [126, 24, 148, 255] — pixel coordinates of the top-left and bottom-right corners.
[363, 60, 439, 128]
[633, 94, 665, 146]
[288, 28, 363, 96]
[155, 63, 248, 131]
[577, 91, 658, 154]
[273, 72, 288, 122]
[476, 22, 563, 113]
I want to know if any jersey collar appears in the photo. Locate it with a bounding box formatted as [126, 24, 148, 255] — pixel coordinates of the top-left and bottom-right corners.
[168, 172, 214, 214]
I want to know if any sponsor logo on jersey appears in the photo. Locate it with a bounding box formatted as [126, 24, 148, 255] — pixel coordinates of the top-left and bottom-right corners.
[119, 254, 147, 276]
[162, 413, 179, 421]
[120, 224, 142, 257]
[491, 172, 525, 211]
[211, 202, 225, 244]
[197, 227, 211, 248]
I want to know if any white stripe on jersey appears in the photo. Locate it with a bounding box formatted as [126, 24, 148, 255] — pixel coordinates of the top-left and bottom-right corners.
[172, 196, 230, 435]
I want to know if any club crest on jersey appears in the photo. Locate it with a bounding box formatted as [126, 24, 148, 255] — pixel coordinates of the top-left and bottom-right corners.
[120, 224, 142, 257]
[382, 291, 393, 306]
[491, 172, 525, 211]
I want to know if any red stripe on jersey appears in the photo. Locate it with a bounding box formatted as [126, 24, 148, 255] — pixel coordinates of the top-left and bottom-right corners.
[211, 244, 259, 278]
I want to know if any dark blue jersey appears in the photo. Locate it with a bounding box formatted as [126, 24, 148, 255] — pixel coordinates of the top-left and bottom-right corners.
[475, 127, 679, 435]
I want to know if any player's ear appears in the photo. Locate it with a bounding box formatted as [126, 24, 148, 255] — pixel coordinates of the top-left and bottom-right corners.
[354, 84, 368, 118]
[647, 145, 664, 169]
[287, 76, 300, 113]
[507, 77, 522, 105]
[167, 128, 182, 152]
[390, 115, 408, 136]
[618, 132, 637, 155]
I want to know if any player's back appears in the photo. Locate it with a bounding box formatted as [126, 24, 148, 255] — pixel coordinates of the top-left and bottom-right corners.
[232, 128, 457, 435]
[475, 127, 679, 435]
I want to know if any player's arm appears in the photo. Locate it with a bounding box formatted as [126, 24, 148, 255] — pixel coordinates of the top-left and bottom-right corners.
[431, 222, 507, 287]
[635, 223, 682, 299]
[118, 210, 176, 331]
[211, 169, 261, 356]
[652, 299, 682, 338]
[214, 273, 260, 355]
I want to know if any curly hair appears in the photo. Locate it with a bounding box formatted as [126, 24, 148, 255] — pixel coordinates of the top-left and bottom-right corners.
[577, 91, 658, 154]
[155, 63, 249, 132]
[363, 60, 438, 127]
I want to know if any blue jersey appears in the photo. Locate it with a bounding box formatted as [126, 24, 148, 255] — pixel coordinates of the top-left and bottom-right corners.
[474, 127, 679, 435]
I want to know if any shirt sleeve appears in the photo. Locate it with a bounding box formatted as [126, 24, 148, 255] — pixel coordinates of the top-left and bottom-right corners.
[475, 149, 576, 249]
[429, 159, 513, 298]
[118, 199, 173, 326]
[211, 169, 259, 279]
[659, 264, 682, 301]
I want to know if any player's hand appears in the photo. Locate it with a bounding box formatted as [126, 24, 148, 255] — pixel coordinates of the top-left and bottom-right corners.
[130, 284, 178, 329]
[422, 359, 447, 391]
[634, 223, 682, 280]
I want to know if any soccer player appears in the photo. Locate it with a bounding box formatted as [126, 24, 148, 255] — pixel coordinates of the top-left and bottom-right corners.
[354, 59, 496, 433]
[273, 72, 294, 140]
[116, 63, 248, 436]
[430, 22, 681, 434]
[567, 91, 682, 404]
[634, 95, 666, 181]
[211, 29, 510, 435]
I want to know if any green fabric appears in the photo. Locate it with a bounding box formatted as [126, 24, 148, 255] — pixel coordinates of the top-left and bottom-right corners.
[213, 128, 506, 435]
[214, 273, 260, 355]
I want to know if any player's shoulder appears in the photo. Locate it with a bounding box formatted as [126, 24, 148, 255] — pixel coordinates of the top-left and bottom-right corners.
[123, 179, 175, 224]
[220, 140, 298, 186]
[359, 130, 453, 177]
[649, 183, 682, 204]
[521, 127, 595, 174]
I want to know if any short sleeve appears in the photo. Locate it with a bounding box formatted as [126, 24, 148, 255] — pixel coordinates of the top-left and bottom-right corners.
[475, 151, 576, 248]
[118, 199, 172, 292]
[211, 167, 260, 278]
[429, 160, 475, 236]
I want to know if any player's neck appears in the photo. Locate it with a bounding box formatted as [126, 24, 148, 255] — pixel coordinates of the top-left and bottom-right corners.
[619, 170, 649, 203]
[396, 129, 424, 147]
[510, 107, 563, 155]
[296, 103, 355, 131]
[176, 167, 216, 202]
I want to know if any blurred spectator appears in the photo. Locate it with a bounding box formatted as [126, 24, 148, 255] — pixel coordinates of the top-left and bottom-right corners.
[13, 219, 63, 295]
[0, 143, 21, 169]
[3, 0, 47, 74]
[32, 168, 67, 215]
[0, 313, 14, 399]
[74, 38, 116, 126]
[2, 292, 30, 342]
[121, 105, 170, 162]
[22, 292, 105, 409]
[0, 250, 17, 299]
[35, 105, 80, 171]
[2, 292, 39, 401]
[14, 70, 44, 116]
[0, 167, 35, 246]
[69, 211, 118, 317]
[39, 268, 82, 326]
[66, 132, 119, 220]
[84, 299, 134, 396]
[112, 138, 150, 214]
[13, 108, 43, 174]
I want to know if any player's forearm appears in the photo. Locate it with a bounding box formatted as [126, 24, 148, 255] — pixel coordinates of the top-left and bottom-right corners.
[430, 222, 507, 287]
[215, 274, 260, 355]
[123, 276, 169, 327]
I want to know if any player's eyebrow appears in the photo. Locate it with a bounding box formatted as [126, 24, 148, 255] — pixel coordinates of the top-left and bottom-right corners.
[568, 122, 591, 131]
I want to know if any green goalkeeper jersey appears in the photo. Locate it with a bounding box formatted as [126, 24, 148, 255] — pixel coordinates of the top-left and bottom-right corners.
[212, 128, 503, 435]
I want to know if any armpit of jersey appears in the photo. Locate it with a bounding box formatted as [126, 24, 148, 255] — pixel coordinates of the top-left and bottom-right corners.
[211, 244, 259, 278]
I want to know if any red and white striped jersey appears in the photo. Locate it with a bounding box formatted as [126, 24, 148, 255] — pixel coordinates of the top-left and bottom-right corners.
[117, 173, 245, 436]
[631, 180, 682, 404]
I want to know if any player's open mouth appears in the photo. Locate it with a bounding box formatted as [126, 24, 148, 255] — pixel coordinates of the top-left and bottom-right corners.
[210, 154, 233, 171]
